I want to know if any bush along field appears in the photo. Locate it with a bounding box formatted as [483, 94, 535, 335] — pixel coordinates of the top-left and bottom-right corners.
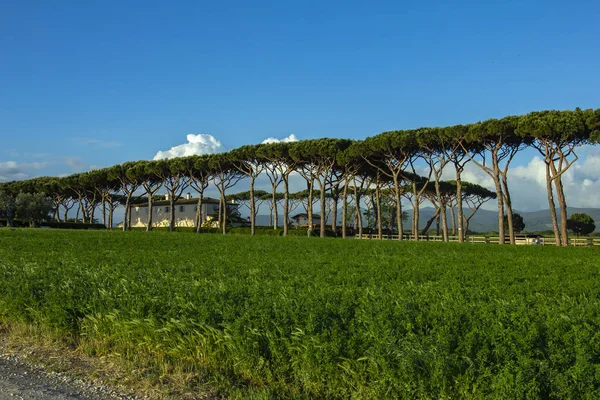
[1, 229, 600, 399]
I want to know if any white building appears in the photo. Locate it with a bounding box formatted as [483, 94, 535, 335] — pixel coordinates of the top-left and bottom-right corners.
[291, 213, 322, 227]
[130, 193, 239, 228]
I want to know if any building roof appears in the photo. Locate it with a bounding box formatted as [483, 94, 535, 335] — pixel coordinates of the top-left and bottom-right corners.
[291, 213, 321, 220]
[133, 197, 229, 208]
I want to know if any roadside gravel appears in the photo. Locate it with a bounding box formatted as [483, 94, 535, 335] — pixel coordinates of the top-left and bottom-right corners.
[0, 351, 141, 400]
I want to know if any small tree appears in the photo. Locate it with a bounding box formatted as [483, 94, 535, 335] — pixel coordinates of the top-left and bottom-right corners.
[0, 185, 17, 227]
[567, 213, 595, 237]
[15, 192, 53, 227]
[504, 212, 525, 233]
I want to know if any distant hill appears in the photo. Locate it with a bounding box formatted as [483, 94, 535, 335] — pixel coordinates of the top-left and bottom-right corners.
[255, 214, 286, 227]
[405, 207, 600, 233]
[515, 207, 600, 233]
[252, 207, 600, 233]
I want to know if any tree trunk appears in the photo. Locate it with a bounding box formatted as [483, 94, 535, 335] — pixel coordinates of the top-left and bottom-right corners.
[123, 194, 132, 232]
[250, 177, 256, 236]
[411, 182, 420, 241]
[545, 162, 561, 246]
[500, 174, 515, 244]
[306, 180, 314, 236]
[493, 175, 505, 244]
[331, 196, 339, 236]
[376, 185, 383, 239]
[121, 203, 126, 231]
[273, 202, 278, 229]
[222, 196, 228, 235]
[283, 176, 289, 236]
[388, 203, 395, 234]
[393, 176, 403, 240]
[127, 204, 132, 229]
[76, 200, 82, 223]
[217, 196, 222, 229]
[195, 195, 204, 233]
[440, 200, 448, 241]
[341, 183, 348, 238]
[434, 179, 449, 242]
[412, 205, 418, 240]
[556, 178, 569, 247]
[449, 206, 456, 236]
[271, 183, 278, 230]
[456, 173, 465, 243]
[169, 196, 176, 232]
[83, 202, 90, 224]
[549, 161, 569, 246]
[102, 198, 107, 227]
[147, 196, 153, 232]
[354, 188, 363, 239]
[421, 208, 440, 235]
[319, 181, 327, 238]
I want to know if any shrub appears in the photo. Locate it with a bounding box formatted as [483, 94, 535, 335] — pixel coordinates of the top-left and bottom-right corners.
[40, 222, 106, 230]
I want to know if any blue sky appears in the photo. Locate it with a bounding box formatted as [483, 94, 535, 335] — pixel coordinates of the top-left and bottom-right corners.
[1, 0, 599, 210]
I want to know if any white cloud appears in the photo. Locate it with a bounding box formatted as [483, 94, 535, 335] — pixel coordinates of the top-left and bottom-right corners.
[261, 134, 299, 144]
[0, 161, 49, 182]
[62, 156, 84, 170]
[0, 152, 109, 182]
[444, 146, 600, 211]
[506, 148, 600, 210]
[153, 134, 225, 160]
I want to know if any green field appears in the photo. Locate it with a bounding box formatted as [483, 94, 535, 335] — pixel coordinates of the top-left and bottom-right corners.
[1, 230, 600, 398]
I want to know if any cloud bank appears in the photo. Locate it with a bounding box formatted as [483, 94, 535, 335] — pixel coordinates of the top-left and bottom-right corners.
[508, 147, 600, 210]
[0, 161, 49, 182]
[153, 134, 225, 160]
[447, 146, 600, 211]
[261, 134, 299, 144]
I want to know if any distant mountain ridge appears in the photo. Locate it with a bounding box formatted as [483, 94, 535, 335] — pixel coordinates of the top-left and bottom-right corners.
[406, 207, 600, 233]
[254, 207, 600, 233]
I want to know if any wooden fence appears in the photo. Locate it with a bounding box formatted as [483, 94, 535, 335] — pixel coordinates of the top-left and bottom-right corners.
[355, 234, 600, 247]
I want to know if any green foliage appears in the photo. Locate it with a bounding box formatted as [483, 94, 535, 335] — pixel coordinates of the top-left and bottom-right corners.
[126, 225, 335, 237]
[504, 212, 526, 233]
[0, 187, 17, 227]
[40, 222, 107, 230]
[228, 226, 286, 236]
[1, 230, 600, 398]
[129, 226, 218, 233]
[516, 109, 589, 144]
[567, 213, 596, 236]
[15, 192, 53, 227]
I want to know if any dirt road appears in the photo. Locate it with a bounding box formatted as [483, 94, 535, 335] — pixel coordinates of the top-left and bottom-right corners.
[0, 353, 136, 400]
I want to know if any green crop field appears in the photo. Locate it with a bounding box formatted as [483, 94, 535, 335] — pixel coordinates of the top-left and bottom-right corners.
[1, 229, 600, 398]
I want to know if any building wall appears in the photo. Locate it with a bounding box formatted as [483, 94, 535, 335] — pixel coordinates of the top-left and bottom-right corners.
[131, 202, 223, 228]
[292, 216, 321, 226]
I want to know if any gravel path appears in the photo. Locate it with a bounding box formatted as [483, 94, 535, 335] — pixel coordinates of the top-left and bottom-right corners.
[0, 353, 138, 400]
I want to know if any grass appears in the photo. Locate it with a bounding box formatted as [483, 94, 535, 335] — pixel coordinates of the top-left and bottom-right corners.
[1, 229, 600, 398]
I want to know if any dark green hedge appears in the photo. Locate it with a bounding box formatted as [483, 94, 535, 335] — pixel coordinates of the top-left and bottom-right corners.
[41, 222, 106, 230]
[127, 225, 338, 237]
[0, 219, 27, 228]
[129, 226, 221, 233]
